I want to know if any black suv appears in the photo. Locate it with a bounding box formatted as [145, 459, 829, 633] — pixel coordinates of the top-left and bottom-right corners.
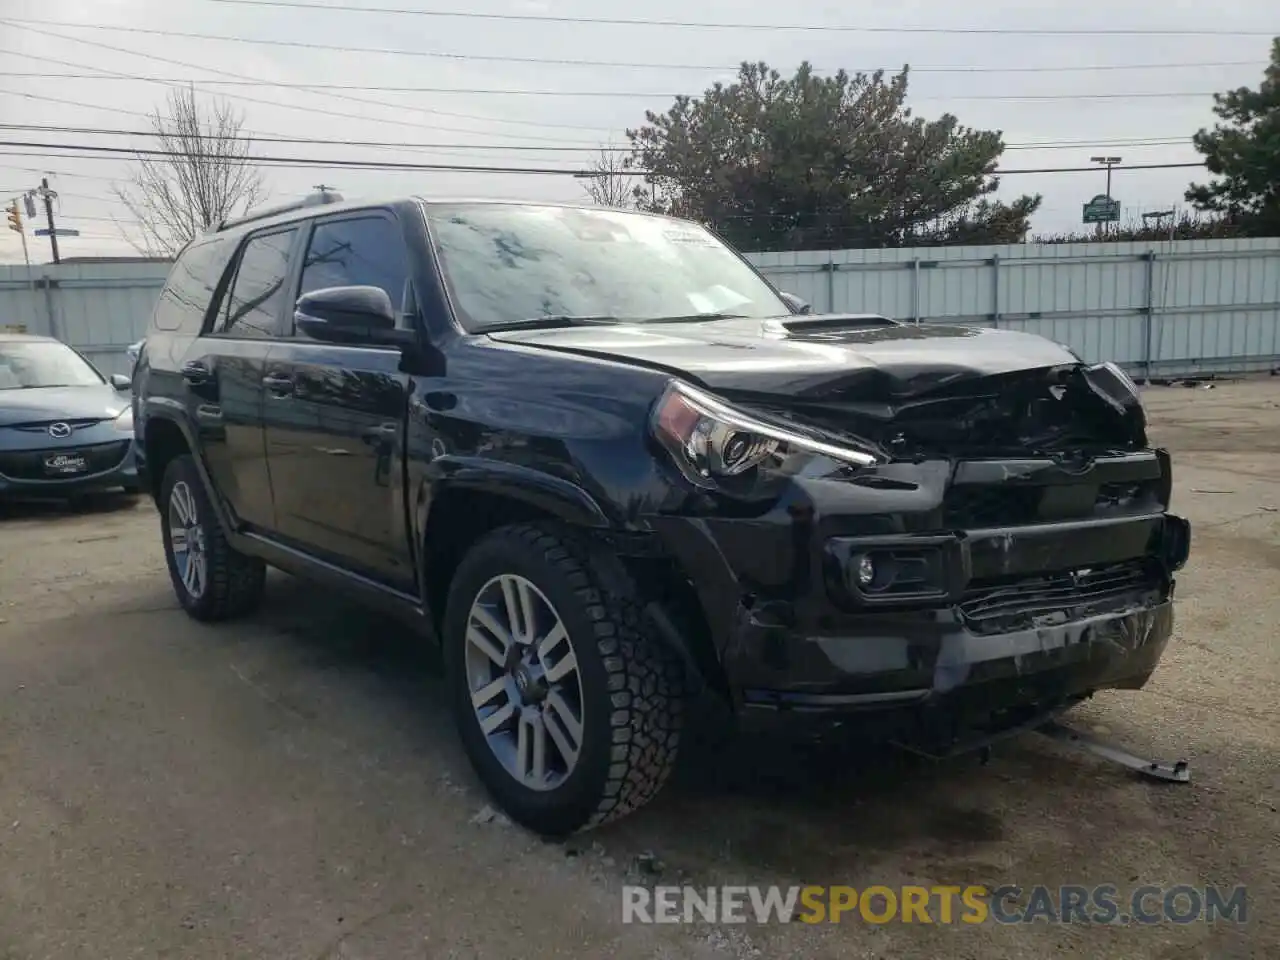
[134, 193, 1191, 835]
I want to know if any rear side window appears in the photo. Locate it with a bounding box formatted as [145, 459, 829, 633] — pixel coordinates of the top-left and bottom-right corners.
[150, 237, 236, 333]
[295, 215, 411, 332]
[215, 228, 299, 338]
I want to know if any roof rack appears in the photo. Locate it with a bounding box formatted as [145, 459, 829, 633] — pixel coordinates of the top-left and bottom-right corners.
[215, 187, 344, 232]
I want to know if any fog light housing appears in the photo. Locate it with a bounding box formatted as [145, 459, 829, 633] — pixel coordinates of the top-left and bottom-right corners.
[856, 553, 876, 587]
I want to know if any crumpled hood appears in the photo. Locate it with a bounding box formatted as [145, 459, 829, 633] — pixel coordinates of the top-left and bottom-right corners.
[486, 314, 1079, 399]
[0, 383, 128, 427]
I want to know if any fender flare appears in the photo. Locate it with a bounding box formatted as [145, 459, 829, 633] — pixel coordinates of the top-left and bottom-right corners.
[414, 455, 612, 545]
[412, 456, 614, 627]
[139, 403, 236, 535]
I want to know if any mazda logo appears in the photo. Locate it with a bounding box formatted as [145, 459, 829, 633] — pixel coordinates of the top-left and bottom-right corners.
[48, 422, 72, 439]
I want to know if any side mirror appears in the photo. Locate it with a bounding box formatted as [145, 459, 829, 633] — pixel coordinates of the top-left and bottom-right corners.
[110, 373, 131, 391]
[779, 292, 813, 315]
[294, 285, 416, 347]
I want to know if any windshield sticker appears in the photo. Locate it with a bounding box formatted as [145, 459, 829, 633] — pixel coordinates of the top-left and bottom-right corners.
[663, 228, 716, 246]
[563, 214, 634, 243]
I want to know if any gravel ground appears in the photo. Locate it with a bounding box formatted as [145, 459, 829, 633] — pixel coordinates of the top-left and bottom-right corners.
[1, 380, 1277, 959]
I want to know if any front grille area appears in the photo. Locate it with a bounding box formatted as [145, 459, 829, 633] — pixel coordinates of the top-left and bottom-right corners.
[944, 478, 1165, 527]
[8, 417, 108, 434]
[959, 560, 1165, 635]
[0, 439, 131, 480]
[944, 485, 1042, 526]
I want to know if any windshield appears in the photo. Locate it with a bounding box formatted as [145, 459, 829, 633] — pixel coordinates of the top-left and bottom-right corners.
[424, 203, 790, 331]
[0, 340, 105, 390]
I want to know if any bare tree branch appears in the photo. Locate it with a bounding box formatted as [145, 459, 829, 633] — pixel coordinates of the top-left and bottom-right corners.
[114, 86, 265, 257]
[581, 145, 636, 208]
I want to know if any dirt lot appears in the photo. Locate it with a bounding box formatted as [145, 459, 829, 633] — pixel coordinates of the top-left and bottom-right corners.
[1, 381, 1277, 959]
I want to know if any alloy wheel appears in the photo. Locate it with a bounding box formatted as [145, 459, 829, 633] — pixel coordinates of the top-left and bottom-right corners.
[168, 479, 208, 600]
[464, 574, 585, 792]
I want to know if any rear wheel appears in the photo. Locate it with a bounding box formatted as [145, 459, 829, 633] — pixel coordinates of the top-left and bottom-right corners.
[444, 524, 683, 836]
[159, 455, 265, 622]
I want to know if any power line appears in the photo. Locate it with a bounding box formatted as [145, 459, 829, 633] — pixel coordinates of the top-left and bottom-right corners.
[0, 72, 1243, 100]
[0, 141, 592, 175]
[0, 90, 155, 122]
[0, 161, 119, 183]
[0, 88, 606, 150]
[0, 122, 1196, 154]
[0, 17, 736, 71]
[0, 58, 1260, 84]
[197, 0, 1276, 36]
[0, 70, 1220, 106]
[0, 18, 1249, 79]
[0, 139, 1210, 176]
[0, 26, 618, 138]
[0, 122, 606, 152]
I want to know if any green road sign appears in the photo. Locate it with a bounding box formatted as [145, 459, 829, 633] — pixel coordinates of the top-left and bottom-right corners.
[1083, 194, 1121, 224]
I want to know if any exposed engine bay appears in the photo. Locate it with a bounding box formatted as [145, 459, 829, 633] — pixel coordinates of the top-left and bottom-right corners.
[733, 362, 1147, 462]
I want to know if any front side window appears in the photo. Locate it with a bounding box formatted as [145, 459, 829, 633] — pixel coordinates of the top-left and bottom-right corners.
[297, 215, 410, 319]
[423, 203, 788, 332]
[218, 228, 299, 338]
[0, 340, 105, 390]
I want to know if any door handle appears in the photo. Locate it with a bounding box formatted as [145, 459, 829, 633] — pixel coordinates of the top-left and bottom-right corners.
[181, 360, 212, 385]
[261, 373, 295, 396]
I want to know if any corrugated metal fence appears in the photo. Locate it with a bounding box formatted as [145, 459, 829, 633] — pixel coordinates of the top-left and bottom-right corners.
[3, 237, 1279, 379]
[0, 261, 168, 378]
[751, 237, 1280, 377]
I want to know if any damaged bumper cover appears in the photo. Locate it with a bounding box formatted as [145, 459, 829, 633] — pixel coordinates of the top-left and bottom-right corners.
[647, 448, 1190, 749]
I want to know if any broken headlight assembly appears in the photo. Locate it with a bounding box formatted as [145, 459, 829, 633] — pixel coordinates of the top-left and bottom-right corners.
[650, 380, 881, 495]
[1083, 360, 1146, 416]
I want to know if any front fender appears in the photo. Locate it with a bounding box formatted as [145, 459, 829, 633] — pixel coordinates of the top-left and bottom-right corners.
[415, 455, 612, 536]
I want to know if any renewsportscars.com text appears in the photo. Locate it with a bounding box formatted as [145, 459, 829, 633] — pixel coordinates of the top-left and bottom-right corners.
[621, 884, 1248, 926]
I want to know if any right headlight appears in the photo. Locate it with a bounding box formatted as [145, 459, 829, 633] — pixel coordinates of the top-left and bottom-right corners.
[113, 405, 134, 433]
[649, 380, 881, 494]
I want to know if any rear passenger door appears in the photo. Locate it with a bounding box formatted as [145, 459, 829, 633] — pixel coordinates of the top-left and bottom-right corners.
[191, 225, 301, 532]
[261, 211, 417, 590]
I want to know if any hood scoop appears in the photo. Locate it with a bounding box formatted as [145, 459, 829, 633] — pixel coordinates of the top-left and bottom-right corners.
[769, 313, 898, 337]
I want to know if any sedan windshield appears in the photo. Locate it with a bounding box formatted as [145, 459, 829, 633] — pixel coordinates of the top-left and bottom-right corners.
[0, 340, 105, 390]
[424, 203, 790, 332]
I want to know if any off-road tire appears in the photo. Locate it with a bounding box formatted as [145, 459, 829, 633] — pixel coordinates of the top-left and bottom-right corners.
[159, 454, 266, 622]
[443, 523, 684, 836]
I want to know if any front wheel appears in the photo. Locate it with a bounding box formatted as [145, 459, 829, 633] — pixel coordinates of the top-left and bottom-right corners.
[443, 524, 683, 836]
[159, 454, 265, 622]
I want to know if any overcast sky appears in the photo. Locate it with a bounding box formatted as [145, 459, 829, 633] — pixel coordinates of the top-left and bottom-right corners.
[0, 0, 1274, 262]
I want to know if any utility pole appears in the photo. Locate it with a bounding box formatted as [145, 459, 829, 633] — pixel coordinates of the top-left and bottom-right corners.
[38, 177, 60, 264]
[1090, 156, 1122, 239]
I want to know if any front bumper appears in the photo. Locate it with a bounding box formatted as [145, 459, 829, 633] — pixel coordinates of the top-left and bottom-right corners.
[0, 436, 139, 497]
[646, 451, 1190, 746]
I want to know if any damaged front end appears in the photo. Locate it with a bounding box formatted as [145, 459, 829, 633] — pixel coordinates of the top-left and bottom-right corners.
[644, 359, 1190, 754]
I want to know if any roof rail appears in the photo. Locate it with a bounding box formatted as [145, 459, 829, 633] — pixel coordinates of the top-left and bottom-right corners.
[215, 188, 344, 232]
